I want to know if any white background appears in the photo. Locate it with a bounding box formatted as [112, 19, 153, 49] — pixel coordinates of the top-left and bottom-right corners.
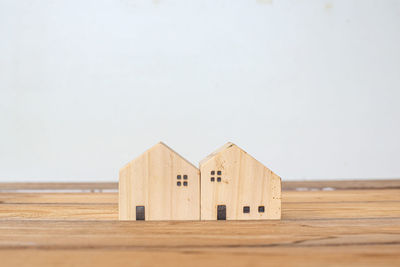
[1, 0, 399, 182]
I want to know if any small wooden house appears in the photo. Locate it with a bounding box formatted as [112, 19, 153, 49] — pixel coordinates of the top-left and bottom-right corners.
[119, 142, 200, 221]
[200, 142, 281, 220]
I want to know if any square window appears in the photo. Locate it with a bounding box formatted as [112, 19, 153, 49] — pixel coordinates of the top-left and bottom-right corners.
[258, 206, 265, 213]
[177, 181, 181, 186]
[183, 181, 188, 186]
[243, 206, 250, 213]
[217, 177, 221, 182]
[177, 175, 181, 180]
[211, 171, 215, 175]
[217, 171, 222, 175]
[211, 177, 215, 182]
[183, 175, 188, 180]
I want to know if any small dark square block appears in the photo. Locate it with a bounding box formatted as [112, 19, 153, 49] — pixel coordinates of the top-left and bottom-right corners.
[217, 171, 222, 175]
[211, 177, 215, 182]
[211, 171, 215, 175]
[183, 175, 188, 180]
[183, 181, 188, 186]
[217, 177, 221, 182]
[177, 181, 181, 186]
[243, 206, 250, 213]
[258, 206, 265, 213]
[177, 175, 181, 180]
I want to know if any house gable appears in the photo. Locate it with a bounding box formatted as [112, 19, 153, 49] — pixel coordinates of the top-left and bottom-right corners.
[200, 142, 281, 220]
[119, 142, 200, 221]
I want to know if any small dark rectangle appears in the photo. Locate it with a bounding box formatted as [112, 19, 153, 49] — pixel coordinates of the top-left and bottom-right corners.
[217, 177, 221, 182]
[177, 181, 181, 186]
[217, 205, 226, 220]
[136, 206, 145, 220]
[217, 171, 222, 175]
[177, 175, 181, 179]
[211, 171, 215, 175]
[258, 206, 265, 213]
[243, 206, 250, 213]
[183, 181, 188, 186]
[183, 175, 188, 180]
[211, 177, 215, 182]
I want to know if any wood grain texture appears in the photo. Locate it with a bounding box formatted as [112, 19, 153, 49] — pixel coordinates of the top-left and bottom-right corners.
[200, 143, 281, 220]
[119, 142, 200, 221]
[0, 218, 399, 248]
[0, 189, 399, 221]
[0, 193, 117, 204]
[0, 181, 399, 267]
[283, 179, 400, 191]
[2, 246, 400, 267]
[0, 182, 118, 191]
[1, 179, 398, 191]
[1, 189, 399, 204]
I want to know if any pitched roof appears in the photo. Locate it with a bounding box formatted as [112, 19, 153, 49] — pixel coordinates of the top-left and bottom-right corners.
[199, 142, 236, 166]
[157, 142, 198, 170]
[199, 142, 272, 172]
[121, 142, 198, 171]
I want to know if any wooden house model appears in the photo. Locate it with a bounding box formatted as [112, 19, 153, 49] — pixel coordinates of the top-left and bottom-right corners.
[200, 142, 281, 220]
[119, 142, 200, 221]
[119, 142, 281, 221]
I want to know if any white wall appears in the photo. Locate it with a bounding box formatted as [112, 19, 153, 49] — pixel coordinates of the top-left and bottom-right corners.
[1, 0, 399, 182]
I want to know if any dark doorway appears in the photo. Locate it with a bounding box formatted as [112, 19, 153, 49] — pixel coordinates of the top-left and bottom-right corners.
[217, 205, 226, 220]
[136, 206, 145, 220]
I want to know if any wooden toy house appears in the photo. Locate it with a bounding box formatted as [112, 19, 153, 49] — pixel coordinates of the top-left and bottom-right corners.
[119, 142, 200, 221]
[199, 142, 281, 220]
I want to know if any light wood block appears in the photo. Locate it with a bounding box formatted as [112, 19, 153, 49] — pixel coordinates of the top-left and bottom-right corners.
[119, 142, 200, 221]
[200, 142, 281, 220]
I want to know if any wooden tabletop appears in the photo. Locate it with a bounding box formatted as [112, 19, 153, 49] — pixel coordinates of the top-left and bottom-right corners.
[0, 180, 399, 267]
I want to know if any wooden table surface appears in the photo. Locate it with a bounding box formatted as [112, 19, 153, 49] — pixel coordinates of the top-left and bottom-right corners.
[0, 180, 399, 267]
